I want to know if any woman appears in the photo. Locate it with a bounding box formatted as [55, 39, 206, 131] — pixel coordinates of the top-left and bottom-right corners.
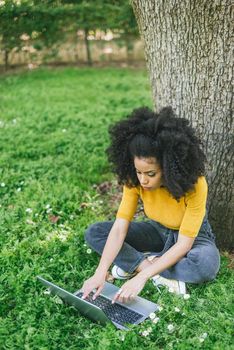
[81, 106, 220, 303]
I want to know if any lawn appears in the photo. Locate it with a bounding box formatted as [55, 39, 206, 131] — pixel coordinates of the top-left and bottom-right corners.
[0, 67, 233, 350]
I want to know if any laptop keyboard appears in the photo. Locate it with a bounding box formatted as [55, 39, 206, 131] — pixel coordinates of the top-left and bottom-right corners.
[76, 291, 143, 326]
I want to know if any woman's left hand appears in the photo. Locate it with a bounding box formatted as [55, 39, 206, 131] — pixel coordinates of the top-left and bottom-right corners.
[112, 274, 147, 304]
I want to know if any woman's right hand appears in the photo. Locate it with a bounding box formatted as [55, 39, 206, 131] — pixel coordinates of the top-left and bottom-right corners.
[81, 271, 106, 300]
[80, 219, 130, 300]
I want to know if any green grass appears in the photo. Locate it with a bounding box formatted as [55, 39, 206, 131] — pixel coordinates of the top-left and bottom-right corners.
[0, 67, 233, 350]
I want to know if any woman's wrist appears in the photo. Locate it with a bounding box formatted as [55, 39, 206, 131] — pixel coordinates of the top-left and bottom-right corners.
[95, 265, 109, 276]
[137, 270, 150, 283]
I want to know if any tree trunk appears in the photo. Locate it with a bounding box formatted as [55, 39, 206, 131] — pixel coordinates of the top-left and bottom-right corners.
[131, 0, 233, 249]
[4, 49, 9, 71]
[84, 28, 92, 66]
[75, 34, 79, 65]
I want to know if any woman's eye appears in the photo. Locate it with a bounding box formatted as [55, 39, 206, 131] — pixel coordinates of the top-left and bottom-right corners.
[136, 171, 156, 177]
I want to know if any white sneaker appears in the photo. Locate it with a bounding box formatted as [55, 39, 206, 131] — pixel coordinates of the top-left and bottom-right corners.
[111, 265, 136, 280]
[152, 275, 186, 295]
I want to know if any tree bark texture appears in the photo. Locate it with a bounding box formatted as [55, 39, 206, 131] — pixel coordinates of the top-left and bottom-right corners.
[132, 0, 233, 249]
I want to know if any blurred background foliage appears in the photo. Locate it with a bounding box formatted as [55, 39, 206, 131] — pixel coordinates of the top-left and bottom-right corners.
[0, 0, 142, 70]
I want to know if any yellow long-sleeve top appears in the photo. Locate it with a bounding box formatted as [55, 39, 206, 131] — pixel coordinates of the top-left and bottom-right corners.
[116, 176, 208, 238]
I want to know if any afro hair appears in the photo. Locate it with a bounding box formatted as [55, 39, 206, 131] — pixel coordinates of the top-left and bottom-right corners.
[106, 106, 206, 200]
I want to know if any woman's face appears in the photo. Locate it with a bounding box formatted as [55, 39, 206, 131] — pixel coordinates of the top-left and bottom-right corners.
[134, 156, 163, 191]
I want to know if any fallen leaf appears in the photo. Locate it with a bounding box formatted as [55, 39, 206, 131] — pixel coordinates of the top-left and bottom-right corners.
[49, 215, 60, 224]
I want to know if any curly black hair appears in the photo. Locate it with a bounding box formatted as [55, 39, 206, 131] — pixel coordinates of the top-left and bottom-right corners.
[106, 106, 206, 200]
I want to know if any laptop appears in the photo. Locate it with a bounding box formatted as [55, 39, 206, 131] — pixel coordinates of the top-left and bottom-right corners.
[37, 276, 159, 330]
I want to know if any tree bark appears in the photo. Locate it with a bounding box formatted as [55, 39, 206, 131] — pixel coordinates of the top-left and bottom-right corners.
[84, 28, 92, 66]
[131, 0, 233, 249]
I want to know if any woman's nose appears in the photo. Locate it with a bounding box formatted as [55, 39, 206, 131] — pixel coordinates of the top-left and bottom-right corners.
[140, 175, 148, 185]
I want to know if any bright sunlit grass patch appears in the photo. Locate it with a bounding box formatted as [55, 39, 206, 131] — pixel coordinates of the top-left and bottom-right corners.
[0, 67, 233, 350]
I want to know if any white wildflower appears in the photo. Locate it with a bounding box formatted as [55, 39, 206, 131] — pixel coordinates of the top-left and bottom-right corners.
[70, 215, 74, 220]
[168, 287, 174, 293]
[167, 324, 175, 333]
[26, 219, 35, 225]
[58, 230, 68, 242]
[174, 307, 180, 312]
[45, 204, 50, 209]
[119, 333, 125, 341]
[62, 129, 67, 133]
[17, 188, 21, 192]
[153, 317, 160, 324]
[25, 208, 32, 213]
[1, 183, 5, 187]
[183, 293, 190, 300]
[149, 312, 156, 320]
[199, 333, 208, 343]
[43, 288, 51, 295]
[50, 258, 53, 262]
[141, 330, 150, 337]
[147, 326, 153, 333]
[83, 243, 87, 247]
[157, 305, 163, 312]
[12, 119, 17, 124]
[86, 248, 92, 254]
[46, 208, 52, 214]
